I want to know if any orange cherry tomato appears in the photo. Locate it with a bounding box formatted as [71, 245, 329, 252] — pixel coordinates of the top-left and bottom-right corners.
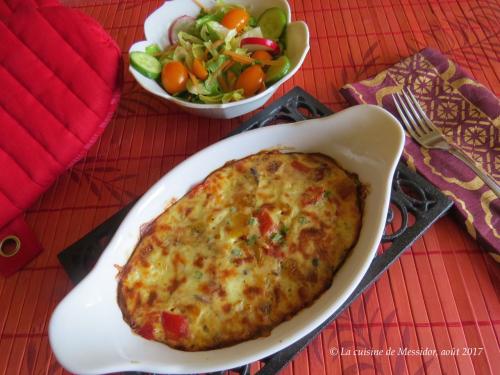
[192, 58, 208, 80]
[252, 50, 273, 62]
[235, 65, 264, 97]
[221, 8, 249, 32]
[161, 61, 188, 94]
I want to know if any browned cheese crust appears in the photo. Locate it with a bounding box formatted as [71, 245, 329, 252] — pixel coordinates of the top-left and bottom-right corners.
[118, 151, 363, 351]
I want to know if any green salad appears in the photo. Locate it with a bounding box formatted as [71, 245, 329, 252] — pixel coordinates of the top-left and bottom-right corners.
[130, 1, 291, 104]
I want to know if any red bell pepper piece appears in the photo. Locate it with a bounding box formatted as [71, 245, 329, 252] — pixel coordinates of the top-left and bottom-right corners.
[291, 160, 311, 173]
[256, 208, 276, 236]
[264, 243, 285, 258]
[161, 312, 189, 339]
[137, 322, 154, 340]
[301, 186, 324, 206]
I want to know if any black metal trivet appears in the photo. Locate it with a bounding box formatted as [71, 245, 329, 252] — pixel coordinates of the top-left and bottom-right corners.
[58, 87, 453, 375]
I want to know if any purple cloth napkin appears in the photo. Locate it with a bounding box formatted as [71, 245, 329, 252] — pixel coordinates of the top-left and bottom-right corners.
[341, 48, 499, 257]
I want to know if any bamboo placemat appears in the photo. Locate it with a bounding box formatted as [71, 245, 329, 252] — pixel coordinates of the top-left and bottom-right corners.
[0, 1, 498, 374]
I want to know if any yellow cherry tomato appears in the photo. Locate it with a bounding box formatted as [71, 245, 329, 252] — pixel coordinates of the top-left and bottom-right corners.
[221, 8, 250, 32]
[192, 58, 208, 80]
[252, 50, 273, 62]
[161, 61, 189, 94]
[235, 65, 264, 97]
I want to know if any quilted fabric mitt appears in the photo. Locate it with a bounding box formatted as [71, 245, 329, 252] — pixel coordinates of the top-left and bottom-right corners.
[0, 0, 122, 275]
[0, 0, 59, 17]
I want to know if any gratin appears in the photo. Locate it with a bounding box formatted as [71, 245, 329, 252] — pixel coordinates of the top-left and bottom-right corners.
[117, 151, 363, 351]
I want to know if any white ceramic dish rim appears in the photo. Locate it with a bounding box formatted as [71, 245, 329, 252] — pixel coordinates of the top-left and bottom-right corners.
[49, 105, 405, 374]
[128, 0, 310, 110]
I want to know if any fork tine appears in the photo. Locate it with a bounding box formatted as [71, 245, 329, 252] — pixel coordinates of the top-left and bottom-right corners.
[392, 93, 420, 140]
[401, 90, 429, 135]
[405, 89, 435, 132]
[394, 92, 424, 137]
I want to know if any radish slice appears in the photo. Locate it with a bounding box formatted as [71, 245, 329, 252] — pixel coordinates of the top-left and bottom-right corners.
[168, 15, 196, 45]
[240, 37, 280, 55]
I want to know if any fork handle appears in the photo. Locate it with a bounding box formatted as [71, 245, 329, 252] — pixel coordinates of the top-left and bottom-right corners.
[448, 146, 500, 199]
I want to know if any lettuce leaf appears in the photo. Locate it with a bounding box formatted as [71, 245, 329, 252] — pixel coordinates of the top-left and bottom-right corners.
[186, 80, 211, 96]
[173, 46, 193, 69]
[204, 73, 220, 95]
[199, 89, 244, 104]
[178, 31, 203, 45]
[192, 44, 205, 59]
[203, 40, 219, 58]
[206, 54, 228, 73]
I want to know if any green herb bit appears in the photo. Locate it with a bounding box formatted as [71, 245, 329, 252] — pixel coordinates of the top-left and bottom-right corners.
[270, 232, 284, 244]
[247, 234, 258, 246]
[298, 216, 309, 224]
[248, 217, 257, 225]
[231, 248, 242, 257]
[279, 225, 288, 236]
[194, 270, 203, 279]
[312, 258, 320, 267]
[324, 190, 332, 199]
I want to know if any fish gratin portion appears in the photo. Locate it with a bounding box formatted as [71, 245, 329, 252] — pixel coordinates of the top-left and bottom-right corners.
[117, 151, 363, 351]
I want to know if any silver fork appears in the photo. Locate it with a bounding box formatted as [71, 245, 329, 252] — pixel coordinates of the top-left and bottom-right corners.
[392, 89, 500, 198]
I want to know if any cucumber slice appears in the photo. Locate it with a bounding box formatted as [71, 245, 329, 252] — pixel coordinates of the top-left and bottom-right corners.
[145, 43, 161, 56]
[258, 7, 287, 40]
[265, 55, 291, 84]
[130, 51, 161, 79]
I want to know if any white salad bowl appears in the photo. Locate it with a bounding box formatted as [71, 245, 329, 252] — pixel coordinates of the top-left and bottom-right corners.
[49, 105, 404, 374]
[128, 0, 309, 119]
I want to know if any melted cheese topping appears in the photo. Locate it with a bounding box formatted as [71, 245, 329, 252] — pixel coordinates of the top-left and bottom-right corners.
[118, 152, 363, 351]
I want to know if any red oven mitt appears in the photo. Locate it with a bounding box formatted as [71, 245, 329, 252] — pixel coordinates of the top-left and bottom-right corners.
[0, 0, 122, 275]
[0, 0, 59, 16]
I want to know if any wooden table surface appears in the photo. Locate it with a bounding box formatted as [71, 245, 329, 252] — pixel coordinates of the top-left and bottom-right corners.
[0, 0, 499, 374]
